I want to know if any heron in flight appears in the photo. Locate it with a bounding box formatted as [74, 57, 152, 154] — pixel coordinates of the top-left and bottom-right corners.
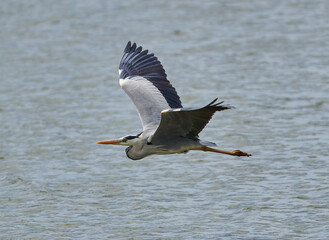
[98, 41, 251, 160]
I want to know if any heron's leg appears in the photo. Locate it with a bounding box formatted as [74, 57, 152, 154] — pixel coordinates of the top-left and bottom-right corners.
[192, 146, 251, 157]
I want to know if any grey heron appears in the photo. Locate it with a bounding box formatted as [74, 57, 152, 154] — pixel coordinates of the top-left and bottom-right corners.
[98, 41, 251, 160]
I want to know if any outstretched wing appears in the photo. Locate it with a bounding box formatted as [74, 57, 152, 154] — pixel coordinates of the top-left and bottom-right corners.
[151, 98, 231, 140]
[119, 41, 182, 132]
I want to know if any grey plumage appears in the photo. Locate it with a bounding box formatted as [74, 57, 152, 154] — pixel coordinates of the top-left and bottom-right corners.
[153, 98, 231, 140]
[119, 41, 182, 108]
[98, 41, 251, 160]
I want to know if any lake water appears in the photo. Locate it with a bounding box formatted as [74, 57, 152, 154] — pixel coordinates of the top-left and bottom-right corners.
[1, 0, 328, 239]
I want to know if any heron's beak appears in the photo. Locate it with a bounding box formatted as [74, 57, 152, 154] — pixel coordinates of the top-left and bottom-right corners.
[97, 139, 121, 145]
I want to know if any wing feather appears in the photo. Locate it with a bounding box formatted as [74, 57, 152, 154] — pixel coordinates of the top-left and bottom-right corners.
[120, 76, 170, 132]
[152, 98, 232, 140]
[119, 41, 182, 109]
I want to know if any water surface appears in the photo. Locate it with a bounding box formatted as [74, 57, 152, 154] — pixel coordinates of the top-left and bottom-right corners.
[1, 0, 328, 239]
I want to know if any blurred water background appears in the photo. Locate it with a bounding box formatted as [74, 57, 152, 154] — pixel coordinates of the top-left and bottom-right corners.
[1, 0, 329, 239]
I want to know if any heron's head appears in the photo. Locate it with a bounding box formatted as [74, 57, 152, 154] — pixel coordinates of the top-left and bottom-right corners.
[97, 135, 139, 146]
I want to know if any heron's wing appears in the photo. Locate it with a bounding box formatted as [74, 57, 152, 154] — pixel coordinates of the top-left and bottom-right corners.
[152, 98, 231, 140]
[119, 41, 182, 131]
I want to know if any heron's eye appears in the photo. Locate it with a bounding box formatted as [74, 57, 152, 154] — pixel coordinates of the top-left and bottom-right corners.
[122, 138, 127, 142]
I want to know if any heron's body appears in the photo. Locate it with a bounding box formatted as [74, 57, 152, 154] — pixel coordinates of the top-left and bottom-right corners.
[98, 42, 251, 160]
[124, 136, 200, 160]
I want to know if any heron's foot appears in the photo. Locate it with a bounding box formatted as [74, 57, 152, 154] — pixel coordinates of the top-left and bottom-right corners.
[232, 149, 252, 157]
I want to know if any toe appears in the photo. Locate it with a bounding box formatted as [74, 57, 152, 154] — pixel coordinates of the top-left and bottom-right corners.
[232, 150, 251, 157]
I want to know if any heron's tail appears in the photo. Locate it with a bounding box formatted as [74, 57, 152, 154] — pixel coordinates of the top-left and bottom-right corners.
[199, 140, 217, 147]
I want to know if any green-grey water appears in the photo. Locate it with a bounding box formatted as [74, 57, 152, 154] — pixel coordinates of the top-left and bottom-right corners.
[1, 0, 328, 239]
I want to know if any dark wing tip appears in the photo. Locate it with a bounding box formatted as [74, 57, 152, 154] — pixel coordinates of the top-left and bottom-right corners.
[207, 98, 218, 106]
[135, 46, 142, 53]
[124, 41, 131, 53]
[206, 98, 233, 111]
[130, 42, 137, 52]
[120, 41, 164, 80]
[123, 41, 139, 53]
